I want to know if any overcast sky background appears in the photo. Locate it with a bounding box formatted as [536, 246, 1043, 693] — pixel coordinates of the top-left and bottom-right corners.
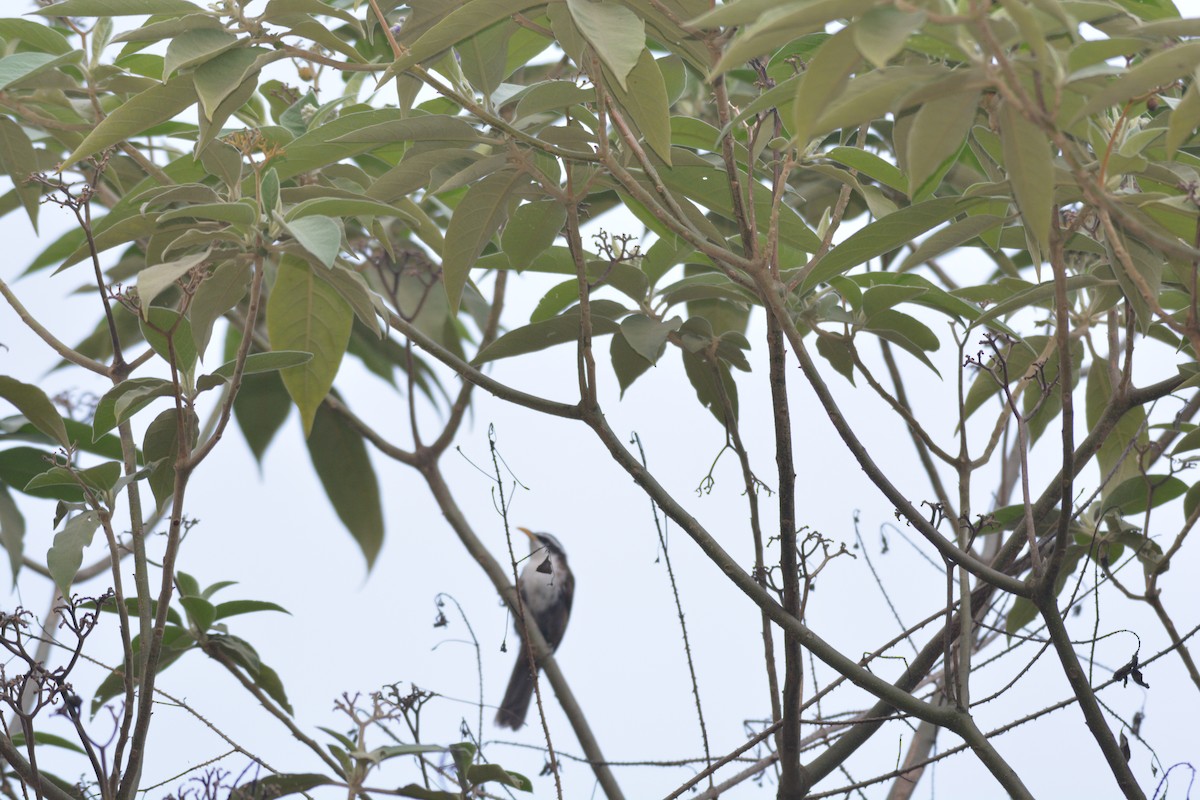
[3, 2, 1200, 798]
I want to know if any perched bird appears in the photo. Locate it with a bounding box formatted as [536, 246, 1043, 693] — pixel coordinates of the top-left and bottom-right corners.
[495, 528, 574, 730]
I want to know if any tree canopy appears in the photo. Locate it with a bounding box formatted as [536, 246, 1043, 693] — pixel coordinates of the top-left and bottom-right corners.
[3, 0, 1200, 798]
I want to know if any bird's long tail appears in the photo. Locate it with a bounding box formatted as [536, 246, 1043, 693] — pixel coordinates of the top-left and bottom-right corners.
[495, 653, 536, 730]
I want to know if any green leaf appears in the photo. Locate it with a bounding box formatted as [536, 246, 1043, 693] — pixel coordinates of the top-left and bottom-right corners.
[0, 19, 74, 55]
[0, 116, 42, 230]
[197, 351, 315, 391]
[442, 170, 528, 312]
[0, 447, 81, 501]
[899, 215, 1005, 271]
[0, 51, 81, 91]
[9, 731, 85, 755]
[36, 0, 201, 14]
[466, 763, 533, 791]
[180, 596, 217, 632]
[1073, 40, 1200, 123]
[863, 309, 941, 373]
[567, 0, 644, 90]
[137, 250, 210, 313]
[285, 197, 419, 225]
[906, 91, 979, 199]
[158, 201, 258, 226]
[801, 197, 968, 291]
[62, 75, 199, 170]
[1087, 363, 1148, 502]
[47, 511, 102, 597]
[388, 0, 554, 77]
[306, 400, 383, 570]
[394, 786, 459, 800]
[853, 6, 924, 68]
[0, 485, 25, 583]
[283, 215, 342, 268]
[606, 48, 672, 164]
[229, 774, 333, 800]
[998, 99, 1053, 258]
[163, 28, 238, 78]
[1166, 79, 1200, 158]
[681, 347, 738, 424]
[93, 378, 174, 437]
[815, 335, 856, 384]
[190, 259, 251, 355]
[26, 462, 121, 495]
[503, 200, 566, 270]
[332, 114, 486, 145]
[213, 599, 290, 620]
[140, 307, 199, 375]
[792, 27, 860, 145]
[143, 408, 198, 511]
[233, 368, 292, 463]
[619, 314, 681, 363]
[192, 46, 269, 120]
[0, 377, 69, 448]
[1105, 475, 1187, 515]
[266, 256, 353, 436]
[475, 300, 627, 363]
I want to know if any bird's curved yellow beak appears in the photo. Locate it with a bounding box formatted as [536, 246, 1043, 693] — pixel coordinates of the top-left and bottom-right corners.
[517, 526, 536, 541]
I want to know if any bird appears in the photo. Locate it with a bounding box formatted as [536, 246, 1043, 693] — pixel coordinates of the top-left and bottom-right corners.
[495, 527, 574, 730]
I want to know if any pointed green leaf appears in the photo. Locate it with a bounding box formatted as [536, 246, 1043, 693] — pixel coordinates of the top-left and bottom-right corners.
[567, 0, 644, 90]
[386, 0, 557, 77]
[233, 369, 292, 463]
[306, 400, 383, 569]
[619, 314, 681, 363]
[801, 197, 968, 291]
[143, 408, 198, 511]
[503, 200, 566, 269]
[853, 6, 924, 68]
[47, 511, 102, 597]
[1073, 41, 1200, 123]
[163, 28, 238, 79]
[228, 775, 333, 800]
[1088, 365, 1148, 501]
[606, 49, 672, 163]
[192, 47, 268, 120]
[0, 51, 81, 91]
[442, 170, 528, 312]
[36, 0, 201, 14]
[332, 114, 486, 144]
[899, 215, 1005, 271]
[0, 485, 24, 583]
[283, 215, 341, 268]
[266, 256, 353, 435]
[62, 75, 199, 170]
[190, 260, 251, 355]
[465, 764, 532, 791]
[999, 99, 1053, 257]
[0, 377, 69, 448]
[137, 250, 210, 313]
[475, 300, 627, 363]
[1106, 475, 1187, 515]
[0, 116, 41, 230]
[1167, 79, 1200, 158]
[180, 596, 217, 632]
[213, 599, 290, 620]
[197, 351, 315, 391]
[140, 307, 199, 375]
[93, 378, 175, 437]
[792, 27, 860, 145]
[907, 91, 979, 199]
